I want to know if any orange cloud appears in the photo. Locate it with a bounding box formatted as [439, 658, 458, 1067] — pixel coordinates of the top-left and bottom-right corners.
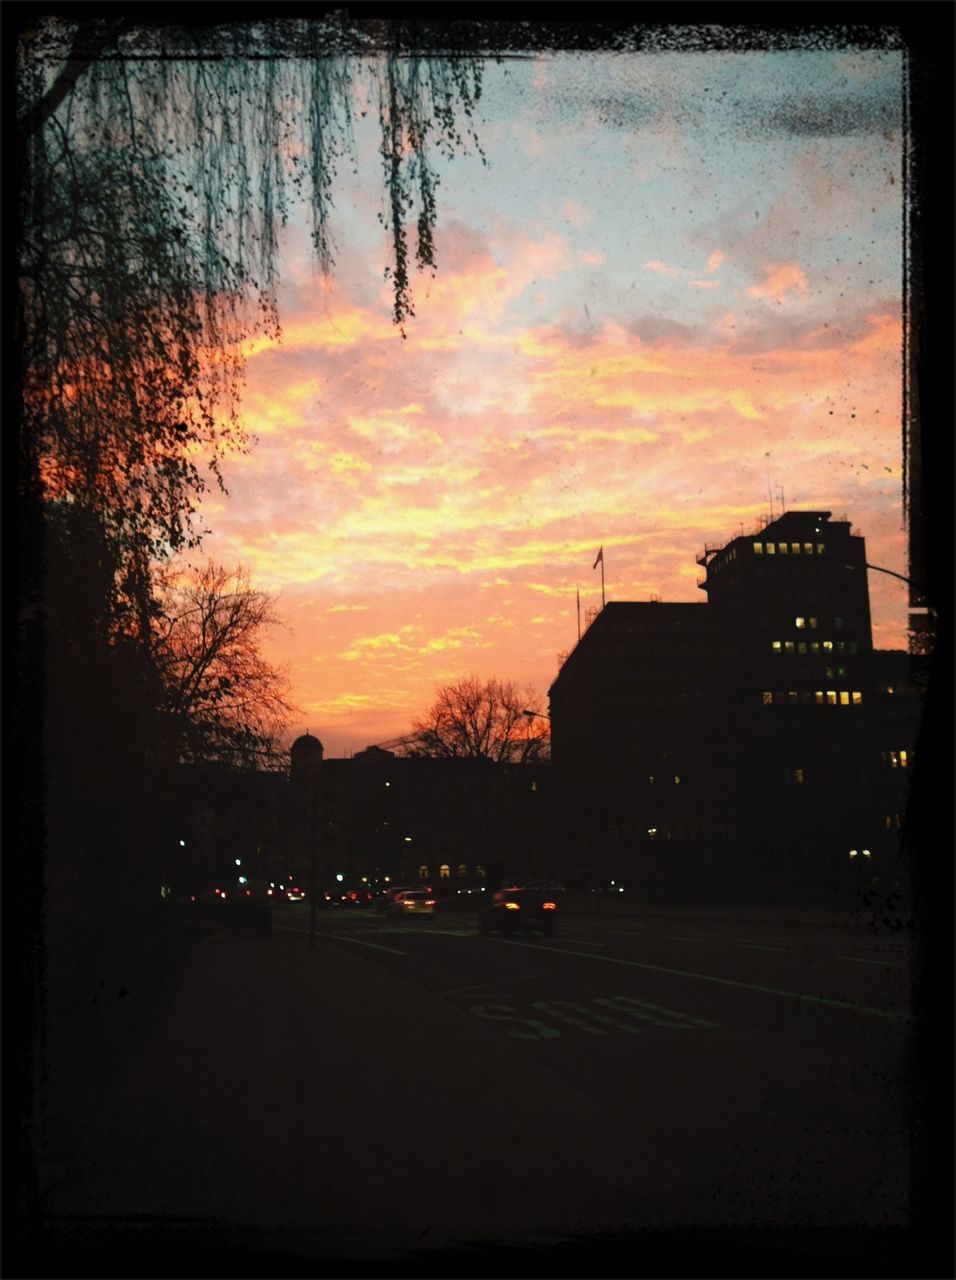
[746, 263, 810, 302]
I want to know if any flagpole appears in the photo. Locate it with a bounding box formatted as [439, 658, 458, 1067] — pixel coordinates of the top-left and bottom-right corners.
[600, 554, 605, 608]
[576, 588, 581, 641]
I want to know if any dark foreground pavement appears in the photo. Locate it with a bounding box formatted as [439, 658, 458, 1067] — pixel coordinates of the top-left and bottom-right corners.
[13, 910, 947, 1279]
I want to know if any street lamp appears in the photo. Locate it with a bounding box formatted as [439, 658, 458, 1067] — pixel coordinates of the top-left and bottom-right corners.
[844, 561, 929, 597]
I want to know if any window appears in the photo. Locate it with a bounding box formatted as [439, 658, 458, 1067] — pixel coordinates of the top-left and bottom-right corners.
[791, 543, 801, 555]
[809, 617, 818, 629]
[779, 542, 788, 554]
[762, 691, 773, 705]
[803, 542, 813, 554]
[815, 691, 824, 704]
[798, 642, 807, 654]
[754, 542, 763, 554]
[826, 690, 837, 705]
[766, 542, 776, 555]
[810, 641, 820, 653]
[817, 543, 826, 554]
[788, 691, 799, 704]
[839, 691, 850, 706]
[419, 864, 429, 880]
[823, 640, 834, 651]
[458, 863, 467, 878]
[784, 641, 795, 653]
[795, 616, 805, 629]
[772, 640, 782, 653]
[852, 691, 862, 705]
[794, 769, 804, 783]
[439, 864, 450, 878]
[674, 775, 681, 785]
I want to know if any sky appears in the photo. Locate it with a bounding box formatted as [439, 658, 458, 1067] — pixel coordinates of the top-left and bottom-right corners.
[193, 44, 909, 758]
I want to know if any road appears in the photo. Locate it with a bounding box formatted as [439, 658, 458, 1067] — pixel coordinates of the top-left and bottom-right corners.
[277, 903, 914, 1231]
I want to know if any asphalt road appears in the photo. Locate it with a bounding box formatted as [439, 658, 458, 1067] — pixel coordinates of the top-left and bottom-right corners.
[277, 904, 914, 1231]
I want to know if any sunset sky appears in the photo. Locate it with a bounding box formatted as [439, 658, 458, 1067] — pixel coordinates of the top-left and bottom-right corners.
[194, 45, 909, 757]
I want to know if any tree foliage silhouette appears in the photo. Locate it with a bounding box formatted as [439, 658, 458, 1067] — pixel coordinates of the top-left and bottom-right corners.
[155, 561, 296, 769]
[407, 675, 550, 765]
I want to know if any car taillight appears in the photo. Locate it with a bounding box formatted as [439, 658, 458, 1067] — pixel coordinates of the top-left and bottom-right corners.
[543, 901, 556, 910]
[505, 902, 520, 910]
[404, 899, 416, 907]
[425, 899, 436, 906]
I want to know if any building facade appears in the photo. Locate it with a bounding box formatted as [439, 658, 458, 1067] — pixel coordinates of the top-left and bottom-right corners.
[548, 512, 922, 908]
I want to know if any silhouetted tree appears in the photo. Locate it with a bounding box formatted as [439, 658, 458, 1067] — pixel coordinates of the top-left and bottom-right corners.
[406, 675, 550, 765]
[154, 561, 296, 769]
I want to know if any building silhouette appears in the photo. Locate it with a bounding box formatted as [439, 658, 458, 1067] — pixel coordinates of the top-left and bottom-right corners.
[548, 512, 921, 908]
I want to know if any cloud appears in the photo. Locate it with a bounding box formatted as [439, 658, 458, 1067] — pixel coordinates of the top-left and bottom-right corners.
[746, 263, 810, 302]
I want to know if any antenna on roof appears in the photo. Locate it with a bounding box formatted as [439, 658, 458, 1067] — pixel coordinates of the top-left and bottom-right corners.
[777, 483, 785, 514]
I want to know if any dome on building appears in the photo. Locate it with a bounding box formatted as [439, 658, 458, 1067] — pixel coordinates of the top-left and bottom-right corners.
[290, 733, 324, 777]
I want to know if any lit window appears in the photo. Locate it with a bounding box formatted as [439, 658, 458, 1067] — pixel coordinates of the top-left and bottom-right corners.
[862, 849, 871, 858]
[849, 849, 858, 858]
[794, 769, 804, 783]
[419, 864, 429, 880]
[804, 543, 813, 554]
[886, 685, 895, 695]
[825, 666, 834, 679]
[791, 543, 801, 555]
[788, 691, 798, 704]
[815, 691, 824, 704]
[458, 863, 467, 878]
[810, 642, 820, 653]
[648, 775, 655, 784]
[439, 864, 450, 878]
[809, 618, 818, 629]
[762, 691, 773, 705]
[823, 640, 833, 651]
[795, 617, 805, 629]
[852, 691, 862, 705]
[754, 542, 764, 554]
[836, 641, 846, 653]
[647, 828, 658, 840]
[817, 543, 825, 554]
[779, 542, 788, 555]
[674, 775, 681, 784]
[772, 640, 782, 653]
[798, 642, 807, 654]
[839, 691, 850, 705]
[887, 751, 898, 767]
[784, 641, 794, 653]
[899, 750, 908, 767]
[826, 691, 837, 705]
[766, 543, 776, 556]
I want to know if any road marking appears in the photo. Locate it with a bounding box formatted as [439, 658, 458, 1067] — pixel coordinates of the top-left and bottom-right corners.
[445, 974, 539, 996]
[329, 934, 407, 956]
[736, 943, 785, 952]
[836, 955, 899, 967]
[486, 939, 911, 1021]
[550, 938, 608, 949]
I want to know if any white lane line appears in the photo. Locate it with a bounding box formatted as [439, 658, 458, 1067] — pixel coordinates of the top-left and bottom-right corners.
[445, 974, 539, 996]
[552, 938, 608, 949]
[275, 922, 407, 955]
[329, 934, 407, 956]
[485, 940, 911, 1021]
[836, 955, 899, 967]
[736, 943, 785, 952]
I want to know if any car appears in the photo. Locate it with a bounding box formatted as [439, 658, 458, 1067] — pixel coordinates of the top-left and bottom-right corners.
[479, 888, 559, 937]
[328, 887, 376, 908]
[520, 880, 566, 894]
[386, 890, 437, 919]
[376, 884, 428, 912]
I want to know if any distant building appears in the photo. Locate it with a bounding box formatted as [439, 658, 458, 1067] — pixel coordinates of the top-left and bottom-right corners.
[548, 512, 922, 908]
